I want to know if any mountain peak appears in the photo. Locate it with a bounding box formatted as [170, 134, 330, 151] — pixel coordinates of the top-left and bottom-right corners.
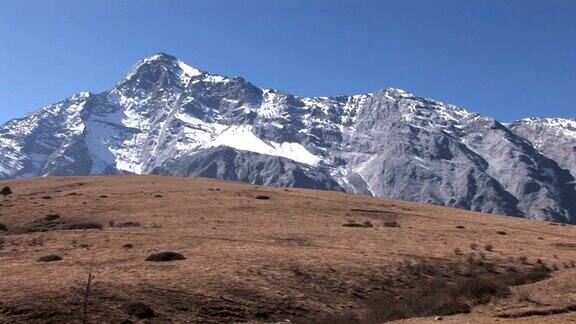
[149, 52, 178, 60]
[119, 53, 205, 89]
[124, 53, 179, 79]
[2, 53, 575, 224]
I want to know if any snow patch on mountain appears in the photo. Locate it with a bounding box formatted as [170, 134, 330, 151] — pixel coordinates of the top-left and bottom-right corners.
[205, 125, 321, 166]
[177, 60, 203, 85]
[520, 117, 576, 139]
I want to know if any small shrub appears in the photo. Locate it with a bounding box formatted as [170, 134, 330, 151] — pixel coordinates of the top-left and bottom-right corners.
[38, 254, 62, 262]
[99, 195, 108, 198]
[145, 251, 185, 262]
[0, 237, 5, 250]
[484, 244, 494, 252]
[455, 225, 465, 229]
[470, 243, 478, 250]
[124, 303, 156, 319]
[383, 220, 401, 228]
[154, 194, 163, 198]
[108, 220, 116, 227]
[255, 195, 270, 200]
[0, 223, 8, 232]
[362, 221, 373, 228]
[1, 186, 13, 198]
[123, 243, 134, 249]
[454, 248, 463, 255]
[496, 231, 507, 235]
[41, 196, 53, 200]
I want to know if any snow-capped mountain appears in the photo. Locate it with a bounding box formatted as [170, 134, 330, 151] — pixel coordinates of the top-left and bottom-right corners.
[1, 53, 575, 223]
[508, 118, 576, 179]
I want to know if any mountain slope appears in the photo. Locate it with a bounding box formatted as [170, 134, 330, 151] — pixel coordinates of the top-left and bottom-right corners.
[1, 176, 576, 323]
[508, 118, 576, 178]
[0, 53, 574, 223]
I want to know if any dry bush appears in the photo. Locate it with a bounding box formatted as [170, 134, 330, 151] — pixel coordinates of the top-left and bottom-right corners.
[360, 260, 551, 323]
[124, 303, 156, 319]
[343, 221, 373, 228]
[115, 221, 141, 228]
[470, 243, 478, 250]
[1, 186, 13, 198]
[45, 214, 60, 221]
[505, 265, 551, 286]
[145, 251, 186, 262]
[518, 256, 528, 264]
[484, 244, 494, 252]
[362, 275, 507, 322]
[72, 265, 98, 323]
[383, 220, 400, 228]
[38, 254, 62, 262]
[63, 222, 103, 230]
[0, 223, 8, 232]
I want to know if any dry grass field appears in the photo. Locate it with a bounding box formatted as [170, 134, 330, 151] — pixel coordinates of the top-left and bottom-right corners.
[0, 175, 575, 323]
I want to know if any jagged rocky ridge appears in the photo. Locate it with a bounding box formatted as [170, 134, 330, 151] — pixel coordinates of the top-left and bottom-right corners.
[1, 53, 575, 223]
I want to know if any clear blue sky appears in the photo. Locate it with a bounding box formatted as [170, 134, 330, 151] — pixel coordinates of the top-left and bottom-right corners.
[1, 0, 574, 123]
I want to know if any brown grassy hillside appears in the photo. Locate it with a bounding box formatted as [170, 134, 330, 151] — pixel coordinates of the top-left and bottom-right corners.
[0, 176, 575, 323]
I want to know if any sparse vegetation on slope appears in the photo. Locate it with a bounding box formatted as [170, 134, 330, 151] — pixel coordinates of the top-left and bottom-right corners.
[0, 176, 575, 323]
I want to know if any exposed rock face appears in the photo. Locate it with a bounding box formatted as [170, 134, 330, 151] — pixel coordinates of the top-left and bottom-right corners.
[508, 118, 576, 178]
[1, 53, 574, 223]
